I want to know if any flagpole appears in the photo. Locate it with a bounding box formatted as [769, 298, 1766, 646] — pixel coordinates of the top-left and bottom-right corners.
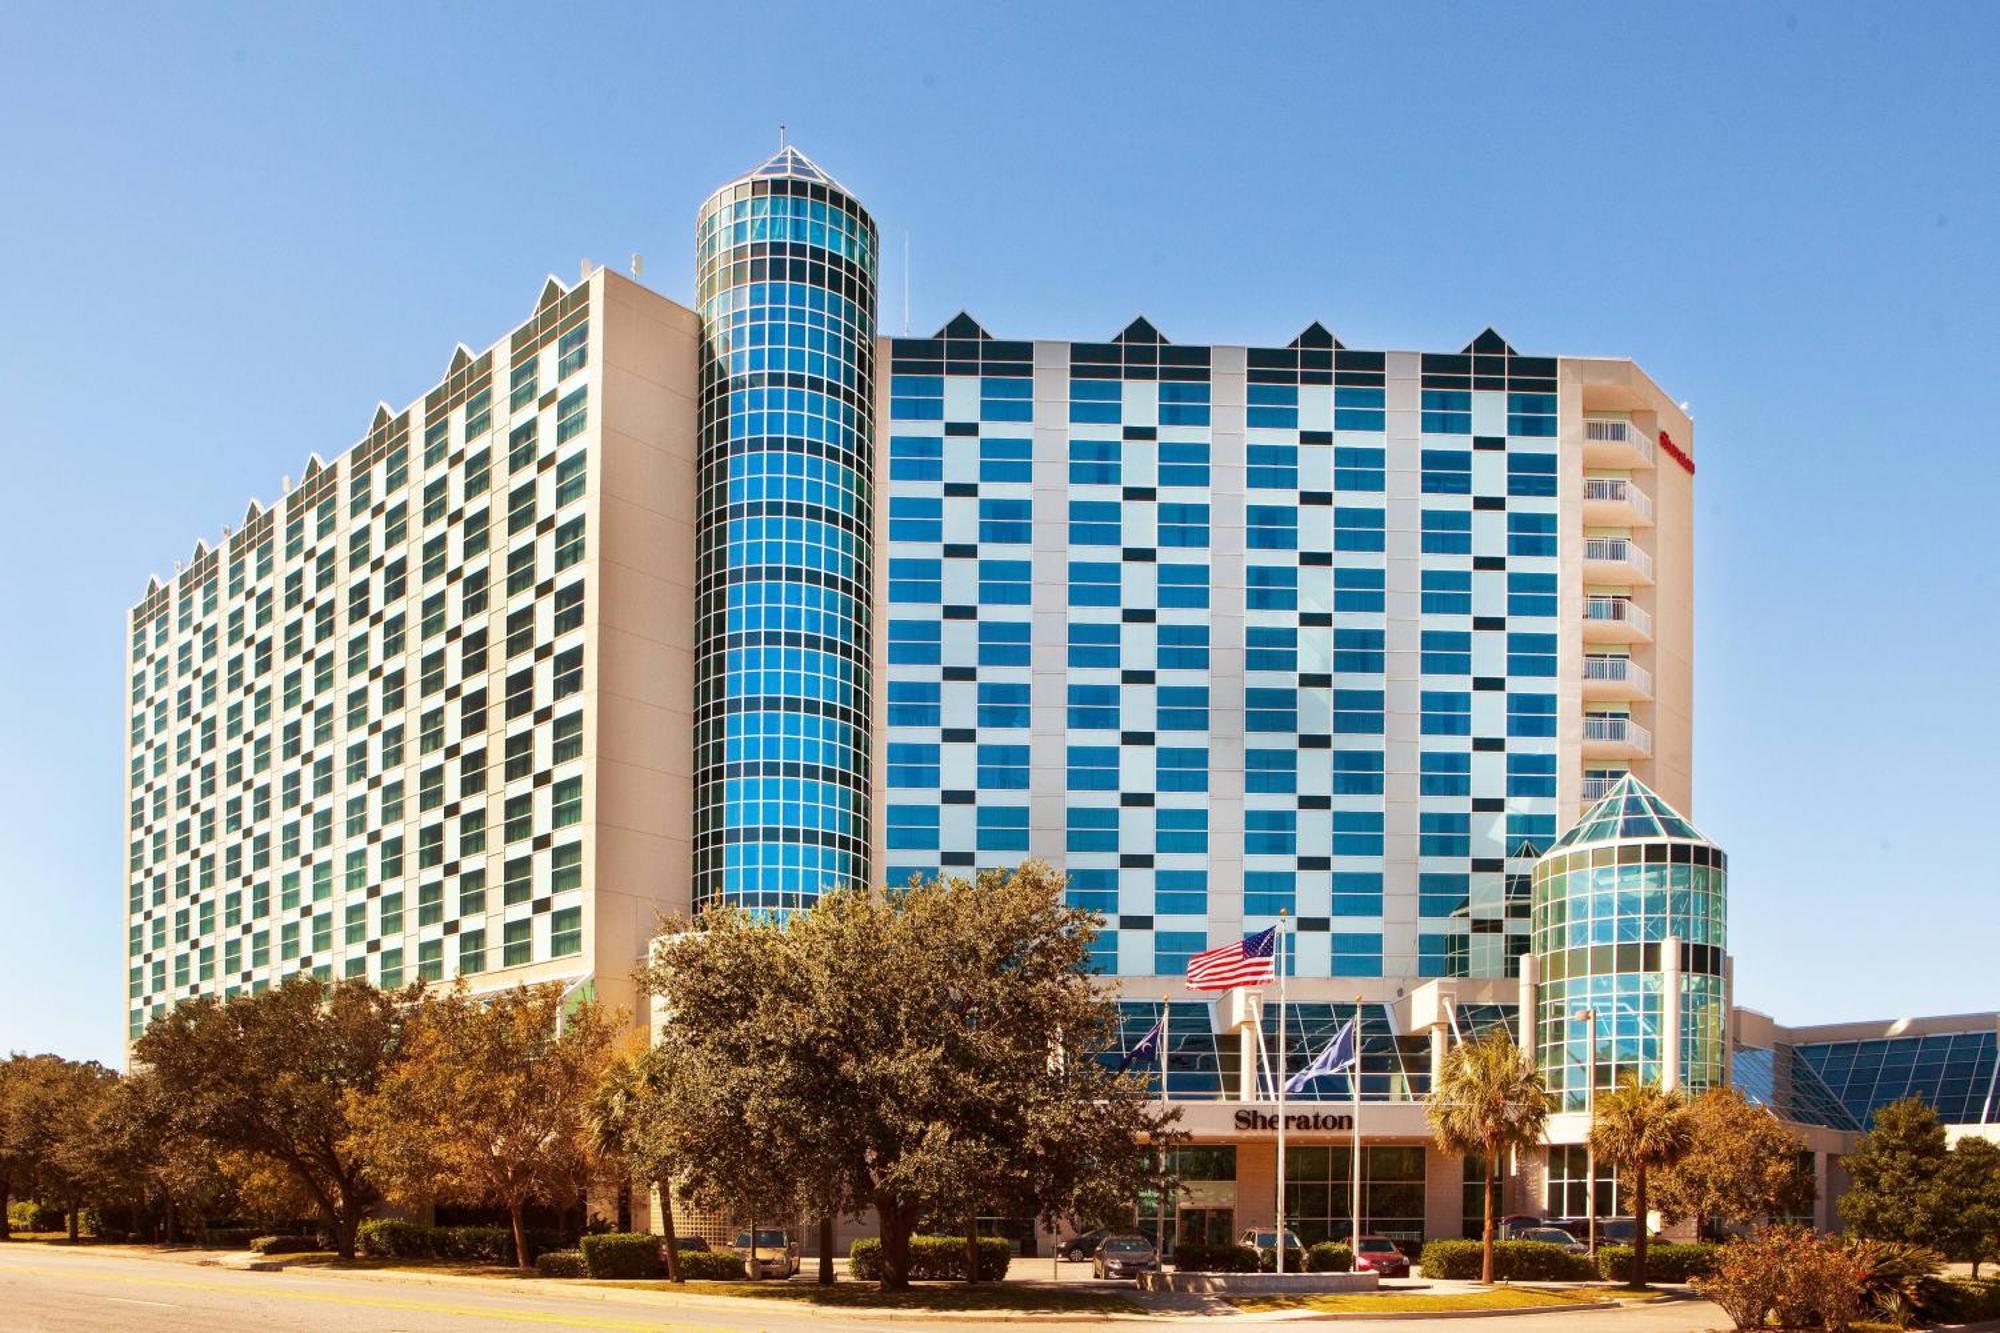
[1275, 911, 1288, 1275]
[1157, 992, 1169, 1257]
[1351, 993, 1363, 1251]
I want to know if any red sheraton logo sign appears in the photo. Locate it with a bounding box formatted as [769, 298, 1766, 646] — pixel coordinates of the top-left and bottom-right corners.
[1658, 431, 1695, 475]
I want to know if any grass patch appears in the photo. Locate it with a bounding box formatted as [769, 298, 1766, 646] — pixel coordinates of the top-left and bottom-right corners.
[1233, 1285, 1609, 1314]
[275, 1254, 531, 1279]
[593, 1278, 1139, 1312]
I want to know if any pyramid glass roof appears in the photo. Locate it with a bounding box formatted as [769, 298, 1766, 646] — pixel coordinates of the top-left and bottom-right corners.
[1547, 773, 1710, 852]
[744, 145, 840, 188]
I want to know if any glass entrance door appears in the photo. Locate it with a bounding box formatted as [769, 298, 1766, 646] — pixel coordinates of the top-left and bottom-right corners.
[1177, 1207, 1235, 1249]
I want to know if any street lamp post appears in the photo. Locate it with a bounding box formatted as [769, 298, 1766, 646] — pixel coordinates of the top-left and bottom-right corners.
[1574, 1007, 1599, 1256]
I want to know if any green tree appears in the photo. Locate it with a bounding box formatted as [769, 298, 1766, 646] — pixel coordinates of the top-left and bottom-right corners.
[4, 1055, 119, 1239]
[640, 861, 1179, 1291]
[1837, 1097, 1954, 1250]
[1425, 1029, 1550, 1285]
[134, 975, 404, 1259]
[1589, 1077, 1693, 1289]
[1651, 1086, 1815, 1238]
[0, 1055, 26, 1240]
[352, 982, 615, 1269]
[583, 1047, 683, 1283]
[1943, 1134, 2000, 1278]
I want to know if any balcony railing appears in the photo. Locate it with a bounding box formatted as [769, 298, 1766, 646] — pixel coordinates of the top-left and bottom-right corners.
[1584, 714, 1652, 754]
[1583, 596, 1651, 638]
[1584, 418, 1656, 466]
[1581, 774, 1624, 803]
[1582, 476, 1655, 521]
[1584, 655, 1652, 695]
[1585, 536, 1654, 581]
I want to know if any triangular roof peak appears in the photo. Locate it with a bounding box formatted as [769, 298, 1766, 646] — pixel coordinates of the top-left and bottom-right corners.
[1289, 321, 1341, 351]
[1113, 316, 1167, 345]
[301, 453, 326, 479]
[743, 144, 842, 190]
[535, 276, 567, 313]
[189, 539, 209, 562]
[371, 403, 393, 431]
[934, 312, 992, 341]
[1547, 774, 1712, 853]
[1463, 327, 1516, 356]
[445, 344, 473, 377]
[242, 500, 263, 526]
[144, 575, 161, 595]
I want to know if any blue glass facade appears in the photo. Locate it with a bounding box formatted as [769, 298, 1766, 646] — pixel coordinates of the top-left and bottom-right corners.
[882, 318, 1564, 980]
[693, 149, 879, 912]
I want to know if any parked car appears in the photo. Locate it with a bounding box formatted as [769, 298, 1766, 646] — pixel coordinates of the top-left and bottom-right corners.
[1497, 1214, 1545, 1240]
[1515, 1225, 1587, 1255]
[672, 1236, 709, 1253]
[1092, 1233, 1160, 1279]
[1550, 1215, 1648, 1247]
[731, 1227, 799, 1278]
[1061, 1228, 1113, 1262]
[1351, 1234, 1410, 1278]
[1238, 1227, 1308, 1266]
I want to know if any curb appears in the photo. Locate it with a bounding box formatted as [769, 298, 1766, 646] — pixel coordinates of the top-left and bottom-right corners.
[1240, 1300, 1623, 1322]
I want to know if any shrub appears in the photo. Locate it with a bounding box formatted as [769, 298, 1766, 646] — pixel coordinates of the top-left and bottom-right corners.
[677, 1249, 749, 1280]
[1417, 1238, 1595, 1281]
[1848, 1239, 1941, 1326]
[1914, 1277, 2000, 1325]
[580, 1232, 664, 1280]
[7, 1203, 65, 1232]
[1168, 1241, 1262, 1273]
[848, 1235, 1012, 1281]
[357, 1218, 436, 1258]
[1695, 1227, 1868, 1332]
[435, 1226, 513, 1263]
[1596, 1242, 1718, 1283]
[250, 1235, 323, 1255]
[199, 1227, 262, 1250]
[535, 1249, 586, 1278]
[1307, 1241, 1353, 1273]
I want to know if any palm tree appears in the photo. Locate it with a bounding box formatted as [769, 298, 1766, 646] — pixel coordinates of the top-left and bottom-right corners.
[1588, 1076, 1693, 1290]
[584, 1050, 683, 1282]
[1426, 1029, 1550, 1284]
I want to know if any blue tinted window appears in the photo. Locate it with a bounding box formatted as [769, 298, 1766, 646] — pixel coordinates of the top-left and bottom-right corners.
[978, 620, 1031, 667]
[891, 375, 943, 420]
[978, 681, 1030, 729]
[1159, 381, 1212, 427]
[1070, 438, 1121, 485]
[1508, 571, 1558, 617]
[1333, 628, 1384, 673]
[1156, 623, 1209, 670]
[1246, 564, 1298, 610]
[1507, 392, 1557, 437]
[1154, 930, 1208, 976]
[1334, 567, 1385, 613]
[886, 743, 939, 788]
[1159, 502, 1210, 548]
[980, 437, 1032, 483]
[1507, 752, 1557, 798]
[1421, 569, 1472, 615]
[1421, 509, 1473, 555]
[888, 557, 941, 604]
[1247, 383, 1299, 429]
[1332, 690, 1384, 734]
[1421, 389, 1471, 435]
[1156, 806, 1209, 854]
[1506, 632, 1558, 677]
[1244, 870, 1296, 917]
[1067, 806, 1119, 852]
[888, 620, 940, 665]
[1420, 750, 1471, 796]
[886, 680, 939, 727]
[1421, 449, 1472, 495]
[1155, 868, 1207, 915]
[886, 804, 939, 850]
[889, 496, 942, 542]
[981, 378, 1033, 423]
[1244, 808, 1295, 855]
[1507, 452, 1558, 496]
[1247, 444, 1298, 490]
[1332, 872, 1383, 917]
[1069, 379, 1121, 424]
[979, 559, 1031, 606]
[1506, 812, 1556, 854]
[1419, 873, 1469, 917]
[1507, 512, 1558, 557]
[976, 804, 1030, 851]
[1334, 507, 1385, 552]
[1507, 693, 1557, 737]
[1157, 747, 1209, 792]
[1069, 560, 1121, 607]
[1068, 622, 1120, 668]
[1069, 500, 1121, 546]
[1421, 690, 1471, 736]
[1157, 686, 1209, 731]
[1335, 385, 1385, 432]
[977, 745, 1030, 790]
[1246, 505, 1298, 550]
[1332, 932, 1383, 977]
[1332, 750, 1384, 795]
[1420, 811, 1471, 857]
[1157, 563, 1209, 607]
[1246, 749, 1297, 794]
[889, 435, 942, 481]
[1067, 683, 1120, 730]
[1334, 446, 1384, 492]
[1421, 630, 1471, 675]
[1332, 811, 1383, 857]
[1246, 625, 1298, 673]
[1246, 687, 1298, 732]
[1067, 745, 1120, 791]
[1158, 441, 1210, 488]
[979, 497, 1032, 543]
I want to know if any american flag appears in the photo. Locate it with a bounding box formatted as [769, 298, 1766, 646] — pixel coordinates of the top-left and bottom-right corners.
[1185, 926, 1277, 991]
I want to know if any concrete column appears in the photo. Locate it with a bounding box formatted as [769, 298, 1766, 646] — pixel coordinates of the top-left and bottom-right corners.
[1430, 1021, 1450, 1089]
[1517, 951, 1538, 1058]
[1423, 1147, 1465, 1243]
[1661, 934, 1682, 1092]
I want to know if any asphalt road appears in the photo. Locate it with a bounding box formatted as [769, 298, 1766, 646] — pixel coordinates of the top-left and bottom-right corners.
[0, 1243, 1738, 1332]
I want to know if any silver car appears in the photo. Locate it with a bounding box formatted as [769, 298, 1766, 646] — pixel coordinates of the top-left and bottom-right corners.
[732, 1227, 799, 1277]
[1092, 1233, 1160, 1279]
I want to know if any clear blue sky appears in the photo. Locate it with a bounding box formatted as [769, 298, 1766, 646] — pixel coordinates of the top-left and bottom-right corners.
[3, 3, 1993, 1066]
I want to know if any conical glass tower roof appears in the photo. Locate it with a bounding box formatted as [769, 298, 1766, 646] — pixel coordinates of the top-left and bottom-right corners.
[736, 144, 843, 189]
[1548, 773, 1710, 851]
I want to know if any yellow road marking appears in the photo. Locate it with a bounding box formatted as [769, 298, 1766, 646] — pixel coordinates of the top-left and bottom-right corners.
[0, 1263, 765, 1332]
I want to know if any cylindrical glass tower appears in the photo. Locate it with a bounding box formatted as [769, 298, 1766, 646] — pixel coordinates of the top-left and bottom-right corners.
[692, 147, 879, 913]
[1530, 775, 1728, 1111]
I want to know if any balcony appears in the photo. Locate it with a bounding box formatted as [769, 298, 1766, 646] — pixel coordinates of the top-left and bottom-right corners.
[1584, 714, 1652, 758]
[1582, 476, 1655, 526]
[1583, 596, 1652, 643]
[1584, 417, 1656, 469]
[1581, 774, 1625, 804]
[1583, 654, 1652, 701]
[1584, 536, 1654, 584]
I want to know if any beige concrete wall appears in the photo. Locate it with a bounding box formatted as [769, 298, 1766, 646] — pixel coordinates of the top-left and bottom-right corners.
[591, 270, 701, 1025]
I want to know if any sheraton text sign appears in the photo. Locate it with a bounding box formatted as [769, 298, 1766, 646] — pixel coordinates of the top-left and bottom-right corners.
[1233, 1109, 1355, 1132]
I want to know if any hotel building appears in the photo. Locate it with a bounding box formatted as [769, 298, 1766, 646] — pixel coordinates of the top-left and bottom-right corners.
[122, 145, 1994, 1248]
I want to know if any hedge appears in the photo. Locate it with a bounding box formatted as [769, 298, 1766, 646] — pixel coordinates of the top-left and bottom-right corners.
[250, 1235, 324, 1255]
[580, 1233, 664, 1280]
[677, 1249, 750, 1280]
[6, 1203, 65, 1232]
[1308, 1241, 1354, 1273]
[199, 1227, 262, 1250]
[355, 1219, 558, 1264]
[1596, 1243, 1717, 1283]
[357, 1219, 435, 1258]
[1918, 1278, 2000, 1325]
[849, 1235, 1012, 1281]
[1418, 1239, 1596, 1281]
[1170, 1241, 1262, 1273]
[535, 1250, 586, 1279]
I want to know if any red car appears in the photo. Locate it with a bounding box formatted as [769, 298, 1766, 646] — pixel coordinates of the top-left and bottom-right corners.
[1352, 1234, 1410, 1278]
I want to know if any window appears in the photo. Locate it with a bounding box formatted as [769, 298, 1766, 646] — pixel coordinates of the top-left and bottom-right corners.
[1421, 509, 1472, 555]
[1246, 505, 1297, 550]
[1069, 561, 1120, 607]
[509, 419, 540, 472]
[503, 919, 532, 967]
[1244, 870, 1295, 917]
[553, 516, 584, 571]
[418, 939, 443, 982]
[1156, 623, 1208, 670]
[1332, 627, 1384, 674]
[1154, 931, 1209, 976]
[1247, 382, 1298, 429]
[888, 558, 940, 604]
[1507, 752, 1557, 798]
[1245, 688, 1297, 733]
[1157, 807, 1209, 854]
[1420, 811, 1471, 857]
[1332, 750, 1384, 795]
[1421, 630, 1471, 675]
[1157, 747, 1208, 792]
[1508, 572, 1558, 618]
[886, 681, 940, 728]
[1069, 378, 1120, 424]
[889, 496, 942, 542]
[1158, 441, 1209, 488]
[978, 559, 1030, 606]
[1066, 806, 1119, 853]
[1334, 446, 1384, 492]
[978, 620, 1030, 667]
[1421, 691, 1471, 736]
[1246, 565, 1297, 611]
[1156, 686, 1208, 731]
[1507, 693, 1557, 737]
[1158, 503, 1209, 548]
[1508, 512, 1558, 557]
[551, 776, 582, 827]
[1421, 449, 1472, 495]
[1506, 632, 1558, 678]
[1508, 452, 1558, 496]
[975, 804, 1029, 852]
[1332, 810, 1384, 857]
[554, 387, 587, 442]
[557, 322, 588, 378]
[1332, 690, 1384, 734]
[551, 906, 581, 957]
[976, 745, 1029, 790]
[1421, 751, 1472, 796]
[1067, 622, 1120, 669]
[553, 711, 583, 763]
[552, 645, 582, 698]
[508, 481, 537, 534]
[1070, 438, 1120, 485]
[505, 793, 533, 844]
[977, 682, 1030, 729]
[505, 855, 532, 904]
[1066, 683, 1119, 730]
[889, 435, 942, 481]
[1242, 808, 1291, 855]
[1155, 868, 1207, 916]
[459, 867, 487, 915]
[1157, 562, 1208, 607]
[1507, 392, 1557, 437]
[1420, 873, 1469, 917]
[887, 743, 940, 788]
[550, 841, 582, 892]
[978, 498, 1032, 544]
[1421, 569, 1472, 615]
[1332, 872, 1384, 916]
[1332, 933, 1384, 977]
[886, 805, 939, 850]
[887, 620, 941, 665]
[1246, 749, 1296, 793]
[1421, 389, 1471, 434]
[1068, 500, 1120, 546]
[510, 353, 538, 410]
[1334, 566, 1385, 613]
[1067, 746, 1119, 791]
[460, 929, 486, 975]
